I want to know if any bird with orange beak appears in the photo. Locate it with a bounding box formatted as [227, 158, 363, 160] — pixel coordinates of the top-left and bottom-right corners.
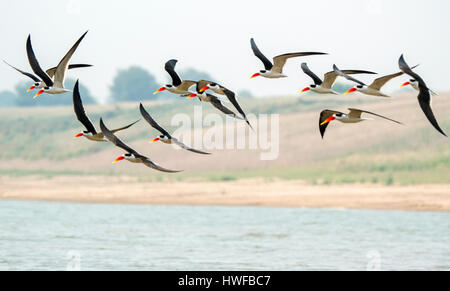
[72, 80, 139, 142]
[400, 79, 438, 96]
[26, 31, 89, 99]
[300, 63, 377, 95]
[154, 59, 196, 96]
[250, 38, 327, 79]
[99, 118, 181, 173]
[318, 108, 402, 138]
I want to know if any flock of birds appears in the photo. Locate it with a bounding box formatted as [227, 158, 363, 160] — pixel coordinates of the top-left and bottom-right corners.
[3, 31, 448, 173]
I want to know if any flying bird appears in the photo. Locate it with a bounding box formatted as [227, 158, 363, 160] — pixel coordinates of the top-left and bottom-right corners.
[334, 64, 414, 97]
[398, 54, 447, 137]
[400, 79, 438, 96]
[198, 80, 253, 129]
[154, 59, 196, 95]
[27, 31, 89, 98]
[100, 118, 181, 173]
[139, 103, 210, 154]
[319, 108, 402, 138]
[4, 61, 92, 92]
[249, 38, 326, 79]
[300, 63, 376, 95]
[188, 83, 243, 120]
[73, 80, 139, 141]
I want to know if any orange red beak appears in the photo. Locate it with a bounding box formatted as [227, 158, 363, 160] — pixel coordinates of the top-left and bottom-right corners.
[151, 137, 160, 143]
[187, 93, 197, 98]
[250, 73, 260, 79]
[33, 89, 44, 99]
[300, 87, 310, 94]
[74, 133, 83, 138]
[27, 85, 35, 92]
[113, 156, 125, 163]
[320, 116, 336, 126]
[199, 86, 209, 93]
[154, 87, 166, 94]
[400, 82, 410, 88]
[344, 88, 357, 95]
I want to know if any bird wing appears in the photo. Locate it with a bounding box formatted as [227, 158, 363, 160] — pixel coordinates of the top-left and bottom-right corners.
[272, 52, 326, 74]
[138, 155, 182, 173]
[369, 72, 404, 90]
[139, 103, 171, 137]
[333, 64, 367, 86]
[165, 59, 182, 87]
[222, 88, 253, 129]
[209, 94, 242, 120]
[26, 35, 53, 87]
[398, 55, 447, 136]
[172, 138, 211, 155]
[73, 80, 97, 134]
[319, 110, 341, 138]
[322, 69, 377, 89]
[347, 108, 402, 124]
[178, 80, 197, 91]
[3, 61, 41, 82]
[301, 63, 322, 85]
[53, 31, 88, 88]
[46, 64, 92, 79]
[111, 119, 140, 134]
[250, 38, 273, 70]
[99, 118, 138, 155]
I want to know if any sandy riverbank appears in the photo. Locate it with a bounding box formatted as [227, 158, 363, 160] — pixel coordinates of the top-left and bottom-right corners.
[1, 175, 449, 212]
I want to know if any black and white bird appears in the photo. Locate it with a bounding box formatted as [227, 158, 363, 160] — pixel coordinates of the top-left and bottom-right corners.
[198, 80, 253, 129]
[188, 83, 243, 120]
[100, 118, 181, 173]
[139, 103, 210, 155]
[300, 63, 376, 95]
[401, 78, 438, 96]
[398, 54, 447, 137]
[249, 38, 326, 79]
[73, 81, 138, 141]
[319, 108, 402, 138]
[27, 31, 89, 98]
[333, 64, 414, 97]
[154, 59, 196, 95]
[3, 61, 92, 92]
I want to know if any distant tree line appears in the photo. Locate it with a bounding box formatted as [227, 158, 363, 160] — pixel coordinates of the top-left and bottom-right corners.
[0, 66, 253, 107]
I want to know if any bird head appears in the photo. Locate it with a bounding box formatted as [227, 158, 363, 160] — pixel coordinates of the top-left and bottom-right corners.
[250, 70, 267, 79]
[154, 85, 171, 94]
[344, 85, 364, 95]
[33, 89, 45, 99]
[401, 79, 417, 88]
[27, 82, 41, 92]
[321, 113, 346, 126]
[151, 135, 169, 143]
[300, 85, 315, 94]
[74, 131, 91, 138]
[113, 153, 134, 163]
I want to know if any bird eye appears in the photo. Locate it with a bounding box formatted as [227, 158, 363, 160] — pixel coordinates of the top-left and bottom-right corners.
[410, 79, 415, 82]
[260, 70, 265, 73]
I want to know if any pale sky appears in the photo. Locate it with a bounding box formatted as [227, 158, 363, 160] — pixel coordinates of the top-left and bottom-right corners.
[1, 0, 449, 102]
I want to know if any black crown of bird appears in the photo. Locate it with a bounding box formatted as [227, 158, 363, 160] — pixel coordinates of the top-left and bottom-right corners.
[3, 33, 447, 172]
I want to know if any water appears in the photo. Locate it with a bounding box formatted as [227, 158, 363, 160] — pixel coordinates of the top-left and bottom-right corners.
[0, 200, 449, 271]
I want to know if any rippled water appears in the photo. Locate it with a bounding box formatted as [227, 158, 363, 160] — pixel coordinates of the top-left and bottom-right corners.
[0, 200, 449, 270]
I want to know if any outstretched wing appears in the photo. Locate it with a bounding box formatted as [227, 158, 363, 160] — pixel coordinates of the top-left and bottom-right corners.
[3, 61, 41, 82]
[250, 38, 273, 70]
[319, 109, 341, 138]
[139, 103, 171, 137]
[209, 94, 242, 120]
[348, 108, 402, 124]
[323, 69, 376, 89]
[301, 63, 322, 85]
[172, 138, 211, 155]
[111, 119, 140, 134]
[399, 55, 447, 136]
[272, 52, 326, 74]
[53, 31, 88, 89]
[26, 35, 53, 86]
[99, 118, 139, 155]
[139, 156, 182, 173]
[165, 59, 182, 87]
[222, 88, 253, 129]
[46, 64, 92, 79]
[73, 80, 97, 134]
[333, 64, 367, 86]
[178, 80, 197, 91]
